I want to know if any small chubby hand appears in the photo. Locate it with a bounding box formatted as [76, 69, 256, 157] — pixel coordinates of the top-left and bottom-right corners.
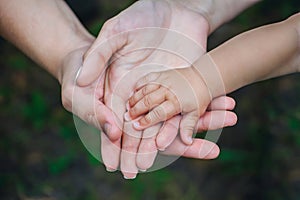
[126, 66, 212, 145]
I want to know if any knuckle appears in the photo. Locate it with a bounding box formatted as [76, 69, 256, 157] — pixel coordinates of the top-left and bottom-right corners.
[123, 141, 139, 152]
[85, 113, 96, 127]
[141, 86, 149, 96]
[183, 98, 198, 113]
[182, 115, 198, 130]
[141, 140, 156, 151]
[151, 107, 165, 121]
[102, 19, 116, 32]
[165, 121, 178, 131]
[61, 88, 73, 111]
[201, 117, 210, 130]
[130, 106, 138, 116]
[143, 95, 152, 109]
[167, 92, 181, 112]
[144, 114, 153, 124]
[129, 95, 137, 106]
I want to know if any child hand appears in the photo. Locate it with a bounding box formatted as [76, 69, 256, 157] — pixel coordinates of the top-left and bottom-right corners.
[125, 66, 211, 145]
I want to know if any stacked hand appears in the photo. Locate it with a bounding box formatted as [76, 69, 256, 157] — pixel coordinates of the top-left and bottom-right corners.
[61, 0, 237, 179]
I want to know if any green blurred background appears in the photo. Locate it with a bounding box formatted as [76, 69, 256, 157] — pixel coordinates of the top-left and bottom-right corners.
[0, 0, 300, 199]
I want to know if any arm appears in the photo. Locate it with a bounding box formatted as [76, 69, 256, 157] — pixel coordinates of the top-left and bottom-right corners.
[0, 0, 124, 140]
[0, 0, 93, 81]
[196, 13, 300, 98]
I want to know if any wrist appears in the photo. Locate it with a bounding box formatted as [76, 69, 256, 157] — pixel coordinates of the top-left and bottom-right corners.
[52, 13, 94, 83]
[179, 66, 212, 109]
[57, 35, 94, 85]
[173, 0, 214, 33]
[175, 0, 260, 33]
[191, 54, 226, 99]
[173, 0, 231, 33]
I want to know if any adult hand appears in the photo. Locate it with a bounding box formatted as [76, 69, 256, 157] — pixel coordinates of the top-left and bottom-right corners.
[60, 45, 124, 139]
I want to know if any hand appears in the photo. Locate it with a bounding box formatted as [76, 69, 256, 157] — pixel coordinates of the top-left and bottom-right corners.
[103, 65, 237, 175]
[77, 0, 237, 179]
[59, 45, 123, 141]
[127, 66, 211, 145]
[57, 41, 237, 179]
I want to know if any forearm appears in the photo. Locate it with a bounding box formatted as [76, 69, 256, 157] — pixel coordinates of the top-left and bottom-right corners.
[0, 0, 93, 80]
[194, 13, 300, 98]
[176, 0, 261, 33]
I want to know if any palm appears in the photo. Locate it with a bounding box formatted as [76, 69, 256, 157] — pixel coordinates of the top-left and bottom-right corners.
[104, 0, 209, 119]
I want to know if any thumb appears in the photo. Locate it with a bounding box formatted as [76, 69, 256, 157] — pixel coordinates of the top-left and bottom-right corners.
[180, 112, 199, 145]
[76, 19, 128, 86]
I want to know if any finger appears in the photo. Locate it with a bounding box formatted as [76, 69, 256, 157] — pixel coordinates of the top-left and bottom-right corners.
[128, 84, 160, 107]
[77, 18, 128, 86]
[180, 112, 199, 145]
[133, 100, 179, 130]
[196, 110, 238, 132]
[156, 111, 237, 151]
[156, 116, 181, 151]
[101, 131, 121, 172]
[95, 101, 123, 141]
[120, 121, 142, 179]
[101, 74, 126, 141]
[207, 96, 236, 111]
[136, 124, 161, 171]
[71, 84, 122, 141]
[127, 87, 167, 120]
[162, 136, 220, 159]
[183, 139, 220, 159]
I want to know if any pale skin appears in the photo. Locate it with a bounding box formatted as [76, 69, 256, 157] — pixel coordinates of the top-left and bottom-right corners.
[81, 0, 261, 178]
[128, 13, 300, 145]
[0, 0, 259, 179]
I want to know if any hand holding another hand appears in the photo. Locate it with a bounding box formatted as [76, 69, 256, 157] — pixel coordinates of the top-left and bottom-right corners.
[68, 0, 238, 179]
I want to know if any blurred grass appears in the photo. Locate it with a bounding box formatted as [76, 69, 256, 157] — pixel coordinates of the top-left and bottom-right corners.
[0, 0, 300, 199]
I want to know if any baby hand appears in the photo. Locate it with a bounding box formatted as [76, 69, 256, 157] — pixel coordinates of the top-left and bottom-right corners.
[125, 66, 211, 145]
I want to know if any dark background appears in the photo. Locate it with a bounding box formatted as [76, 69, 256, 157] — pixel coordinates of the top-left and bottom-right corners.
[0, 0, 300, 199]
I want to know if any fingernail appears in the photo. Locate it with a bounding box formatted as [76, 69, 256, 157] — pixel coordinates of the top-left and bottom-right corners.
[158, 148, 166, 151]
[123, 174, 137, 180]
[124, 112, 132, 121]
[133, 121, 140, 129]
[103, 123, 111, 135]
[106, 167, 117, 172]
[75, 66, 83, 83]
[139, 169, 147, 172]
[187, 137, 193, 145]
